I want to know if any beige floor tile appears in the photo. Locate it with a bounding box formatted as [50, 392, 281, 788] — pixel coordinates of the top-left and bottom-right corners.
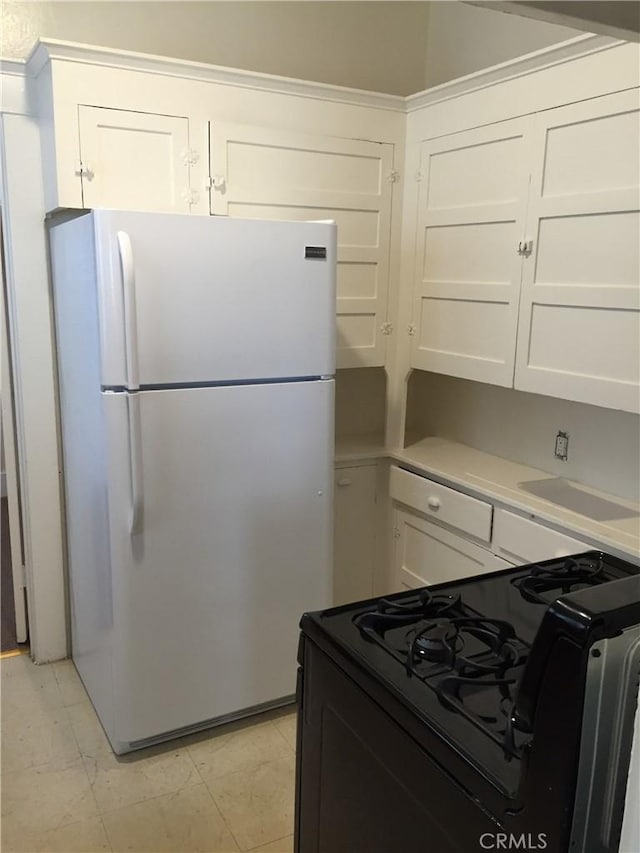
[188, 720, 292, 784]
[206, 755, 295, 851]
[0, 654, 34, 680]
[249, 836, 294, 853]
[2, 816, 111, 852]
[83, 744, 201, 813]
[1, 662, 67, 730]
[66, 700, 113, 757]
[1, 716, 80, 773]
[102, 783, 240, 853]
[272, 712, 297, 752]
[53, 659, 91, 707]
[1, 758, 99, 836]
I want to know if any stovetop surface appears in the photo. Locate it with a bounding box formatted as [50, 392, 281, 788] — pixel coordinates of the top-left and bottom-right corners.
[303, 551, 640, 796]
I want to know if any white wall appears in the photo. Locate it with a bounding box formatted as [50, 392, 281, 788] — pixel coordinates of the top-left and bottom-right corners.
[424, 1, 581, 87]
[406, 372, 640, 503]
[1, 1, 432, 95]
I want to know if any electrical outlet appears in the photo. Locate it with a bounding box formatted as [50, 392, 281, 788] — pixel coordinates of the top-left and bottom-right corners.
[554, 430, 569, 461]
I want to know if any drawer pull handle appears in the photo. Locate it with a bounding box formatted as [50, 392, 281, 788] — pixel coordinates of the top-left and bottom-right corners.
[427, 496, 441, 510]
[337, 478, 352, 487]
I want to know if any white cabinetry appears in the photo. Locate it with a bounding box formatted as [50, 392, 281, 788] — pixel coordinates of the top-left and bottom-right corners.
[493, 509, 589, 565]
[389, 465, 508, 589]
[77, 107, 192, 213]
[514, 90, 640, 413]
[411, 118, 531, 386]
[393, 508, 511, 589]
[210, 123, 395, 368]
[333, 463, 378, 605]
[408, 88, 640, 414]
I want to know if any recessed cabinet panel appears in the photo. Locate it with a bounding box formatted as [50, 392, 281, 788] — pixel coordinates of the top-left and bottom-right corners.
[78, 106, 191, 213]
[515, 90, 640, 413]
[411, 117, 532, 387]
[536, 211, 639, 286]
[337, 314, 377, 352]
[427, 135, 522, 208]
[423, 221, 514, 283]
[542, 110, 640, 197]
[528, 305, 640, 383]
[226, 140, 382, 196]
[393, 509, 504, 589]
[210, 123, 394, 368]
[418, 299, 512, 370]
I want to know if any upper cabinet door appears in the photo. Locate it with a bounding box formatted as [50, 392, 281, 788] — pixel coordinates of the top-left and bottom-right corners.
[78, 106, 193, 213]
[411, 117, 532, 387]
[514, 90, 640, 414]
[209, 122, 395, 368]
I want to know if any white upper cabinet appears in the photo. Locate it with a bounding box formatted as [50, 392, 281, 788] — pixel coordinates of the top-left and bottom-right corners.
[514, 90, 640, 414]
[77, 107, 193, 213]
[411, 118, 532, 386]
[209, 123, 395, 368]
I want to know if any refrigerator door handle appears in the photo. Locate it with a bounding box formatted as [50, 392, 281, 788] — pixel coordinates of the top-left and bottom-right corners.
[117, 231, 140, 392]
[126, 393, 144, 535]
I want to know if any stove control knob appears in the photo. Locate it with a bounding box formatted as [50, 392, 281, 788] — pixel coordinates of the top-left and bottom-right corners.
[427, 496, 441, 510]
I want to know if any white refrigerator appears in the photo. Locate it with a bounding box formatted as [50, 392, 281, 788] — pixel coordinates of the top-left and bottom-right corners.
[49, 210, 336, 754]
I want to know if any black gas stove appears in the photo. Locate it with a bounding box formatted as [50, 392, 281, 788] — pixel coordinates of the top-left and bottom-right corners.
[295, 552, 640, 853]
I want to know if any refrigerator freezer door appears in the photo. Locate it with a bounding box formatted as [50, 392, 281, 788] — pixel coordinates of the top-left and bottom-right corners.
[103, 380, 334, 748]
[94, 211, 336, 388]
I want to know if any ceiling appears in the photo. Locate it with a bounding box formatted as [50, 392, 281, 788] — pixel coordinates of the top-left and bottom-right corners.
[466, 1, 640, 41]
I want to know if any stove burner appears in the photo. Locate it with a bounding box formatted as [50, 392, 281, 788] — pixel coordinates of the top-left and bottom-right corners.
[354, 590, 462, 637]
[512, 556, 604, 605]
[411, 620, 463, 664]
[406, 616, 521, 678]
[353, 589, 532, 759]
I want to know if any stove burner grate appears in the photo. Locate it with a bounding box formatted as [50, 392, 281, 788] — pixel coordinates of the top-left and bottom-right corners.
[511, 556, 604, 605]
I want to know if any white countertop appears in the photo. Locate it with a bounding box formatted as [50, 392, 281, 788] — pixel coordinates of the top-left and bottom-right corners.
[390, 437, 640, 562]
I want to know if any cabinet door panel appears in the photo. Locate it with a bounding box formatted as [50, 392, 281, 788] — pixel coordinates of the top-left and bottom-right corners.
[78, 106, 191, 213]
[209, 122, 394, 368]
[412, 118, 532, 386]
[514, 90, 640, 413]
[393, 508, 507, 590]
[333, 465, 377, 606]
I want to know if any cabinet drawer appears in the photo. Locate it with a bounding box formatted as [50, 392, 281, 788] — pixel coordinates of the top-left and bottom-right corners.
[389, 466, 492, 543]
[493, 508, 589, 565]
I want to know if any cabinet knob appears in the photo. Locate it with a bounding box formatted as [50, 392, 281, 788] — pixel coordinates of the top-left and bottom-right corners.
[427, 496, 441, 510]
[337, 478, 352, 487]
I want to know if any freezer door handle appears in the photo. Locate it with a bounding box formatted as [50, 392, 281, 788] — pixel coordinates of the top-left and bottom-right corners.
[127, 393, 144, 535]
[117, 231, 140, 392]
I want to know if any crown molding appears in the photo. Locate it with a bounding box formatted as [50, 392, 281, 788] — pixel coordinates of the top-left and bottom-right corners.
[405, 33, 624, 112]
[25, 39, 407, 113]
[17, 33, 633, 118]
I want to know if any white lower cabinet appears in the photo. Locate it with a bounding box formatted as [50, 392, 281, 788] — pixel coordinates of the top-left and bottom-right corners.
[393, 507, 511, 590]
[333, 463, 378, 605]
[492, 508, 589, 566]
